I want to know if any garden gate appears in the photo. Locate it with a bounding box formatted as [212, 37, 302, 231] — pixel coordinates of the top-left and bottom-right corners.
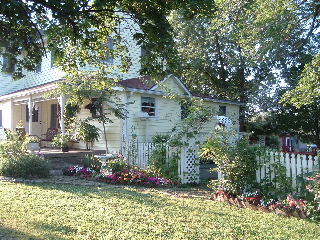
[122, 135, 210, 184]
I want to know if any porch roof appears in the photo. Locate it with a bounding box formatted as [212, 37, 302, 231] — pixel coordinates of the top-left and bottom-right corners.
[0, 82, 58, 103]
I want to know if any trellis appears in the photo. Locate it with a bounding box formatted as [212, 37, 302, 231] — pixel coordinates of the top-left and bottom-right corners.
[122, 136, 207, 184]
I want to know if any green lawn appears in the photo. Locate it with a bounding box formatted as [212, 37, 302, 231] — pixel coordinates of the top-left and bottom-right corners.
[0, 181, 319, 240]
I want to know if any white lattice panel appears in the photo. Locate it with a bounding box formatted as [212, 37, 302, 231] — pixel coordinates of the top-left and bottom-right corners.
[179, 138, 200, 184]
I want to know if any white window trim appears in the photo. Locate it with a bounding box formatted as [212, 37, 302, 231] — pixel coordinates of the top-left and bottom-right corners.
[141, 96, 157, 118]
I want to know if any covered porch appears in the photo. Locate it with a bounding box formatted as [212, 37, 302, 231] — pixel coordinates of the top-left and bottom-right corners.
[0, 83, 72, 146]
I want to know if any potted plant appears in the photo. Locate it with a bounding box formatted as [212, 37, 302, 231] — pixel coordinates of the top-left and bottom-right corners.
[77, 120, 100, 150]
[52, 134, 70, 152]
[26, 135, 40, 153]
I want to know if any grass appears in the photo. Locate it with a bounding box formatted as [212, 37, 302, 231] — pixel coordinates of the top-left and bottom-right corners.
[0, 181, 319, 240]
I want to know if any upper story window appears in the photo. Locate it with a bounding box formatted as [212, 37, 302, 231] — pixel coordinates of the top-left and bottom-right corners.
[102, 38, 114, 64]
[141, 44, 148, 58]
[141, 97, 155, 116]
[1, 56, 15, 75]
[180, 101, 191, 120]
[219, 105, 226, 116]
[35, 61, 41, 73]
[51, 50, 56, 68]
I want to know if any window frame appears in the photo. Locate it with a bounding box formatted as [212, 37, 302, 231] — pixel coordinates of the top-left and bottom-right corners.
[35, 60, 42, 73]
[51, 51, 56, 68]
[219, 105, 227, 116]
[141, 96, 156, 117]
[2, 56, 14, 75]
[101, 38, 114, 64]
[26, 105, 39, 122]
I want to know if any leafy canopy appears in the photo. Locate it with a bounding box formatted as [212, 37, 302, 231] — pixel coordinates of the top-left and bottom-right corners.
[0, 0, 215, 80]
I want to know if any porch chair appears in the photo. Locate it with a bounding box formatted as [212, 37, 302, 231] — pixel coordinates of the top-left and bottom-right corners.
[40, 128, 58, 147]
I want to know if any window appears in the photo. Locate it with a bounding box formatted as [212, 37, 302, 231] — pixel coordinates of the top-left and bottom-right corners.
[0, 110, 2, 127]
[141, 44, 148, 58]
[35, 61, 41, 73]
[102, 38, 114, 64]
[180, 101, 191, 120]
[51, 51, 56, 68]
[26, 105, 39, 122]
[2, 56, 14, 75]
[219, 105, 226, 116]
[141, 97, 155, 116]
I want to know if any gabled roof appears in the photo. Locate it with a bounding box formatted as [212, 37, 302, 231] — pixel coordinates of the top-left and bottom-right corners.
[118, 76, 157, 90]
[118, 75, 242, 105]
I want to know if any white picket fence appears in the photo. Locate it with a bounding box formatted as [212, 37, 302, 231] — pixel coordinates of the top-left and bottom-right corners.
[122, 141, 201, 184]
[123, 141, 320, 188]
[256, 152, 319, 192]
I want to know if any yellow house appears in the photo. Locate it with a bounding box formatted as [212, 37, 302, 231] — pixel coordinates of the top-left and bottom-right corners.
[0, 74, 241, 153]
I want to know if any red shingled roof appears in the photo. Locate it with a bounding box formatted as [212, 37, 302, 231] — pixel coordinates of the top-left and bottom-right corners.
[118, 76, 241, 104]
[118, 76, 157, 90]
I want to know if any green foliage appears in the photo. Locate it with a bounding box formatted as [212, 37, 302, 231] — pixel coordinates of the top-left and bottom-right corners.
[281, 54, 320, 108]
[0, 133, 50, 178]
[258, 161, 293, 199]
[0, 154, 50, 178]
[64, 103, 81, 133]
[0, 0, 215, 79]
[81, 154, 102, 172]
[77, 120, 101, 150]
[101, 157, 128, 174]
[200, 130, 262, 194]
[148, 134, 180, 183]
[1, 130, 27, 155]
[270, 102, 320, 147]
[52, 134, 69, 147]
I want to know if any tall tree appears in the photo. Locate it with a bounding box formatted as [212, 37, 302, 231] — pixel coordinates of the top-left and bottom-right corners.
[169, 0, 319, 131]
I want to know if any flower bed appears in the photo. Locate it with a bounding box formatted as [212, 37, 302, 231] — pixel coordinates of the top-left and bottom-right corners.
[213, 191, 311, 219]
[63, 165, 175, 187]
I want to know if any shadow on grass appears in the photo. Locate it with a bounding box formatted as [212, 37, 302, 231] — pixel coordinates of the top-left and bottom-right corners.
[22, 181, 181, 209]
[0, 224, 42, 240]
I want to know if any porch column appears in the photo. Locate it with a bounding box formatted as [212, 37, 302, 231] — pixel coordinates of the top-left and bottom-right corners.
[59, 95, 66, 134]
[28, 96, 33, 135]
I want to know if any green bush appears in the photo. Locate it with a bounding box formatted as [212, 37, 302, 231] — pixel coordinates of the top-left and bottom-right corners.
[0, 133, 50, 178]
[200, 130, 262, 194]
[148, 134, 180, 183]
[0, 154, 50, 178]
[101, 156, 128, 174]
[81, 154, 102, 172]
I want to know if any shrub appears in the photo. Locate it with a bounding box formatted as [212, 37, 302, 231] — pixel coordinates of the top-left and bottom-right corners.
[200, 130, 262, 194]
[0, 133, 50, 178]
[81, 154, 102, 172]
[0, 153, 50, 178]
[148, 134, 180, 183]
